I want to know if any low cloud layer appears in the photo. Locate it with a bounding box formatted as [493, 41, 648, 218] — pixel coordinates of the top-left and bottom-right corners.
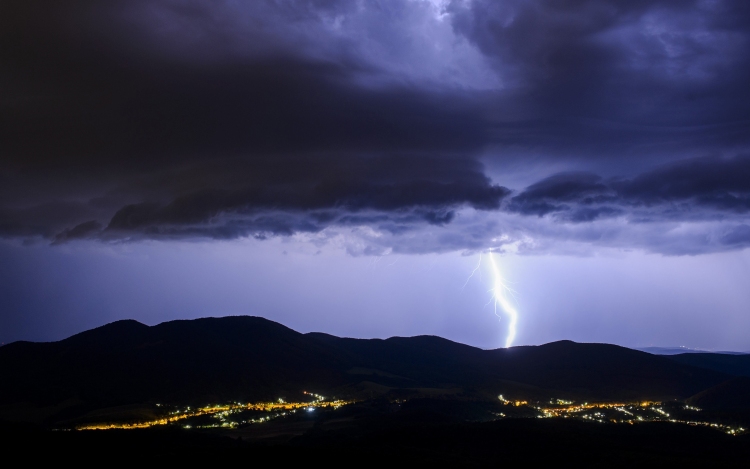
[3, 154, 746, 257]
[99, 155, 511, 241]
[510, 155, 750, 221]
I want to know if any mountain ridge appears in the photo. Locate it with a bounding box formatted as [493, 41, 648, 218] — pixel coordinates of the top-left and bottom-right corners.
[0, 316, 733, 425]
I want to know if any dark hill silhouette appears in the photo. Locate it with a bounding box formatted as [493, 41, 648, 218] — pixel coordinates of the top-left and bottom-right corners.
[667, 353, 750, 378]
[306, 336, 727, 401]
[688, 377, 750, 411]
[0, 316, 730, 421]
[0, 317, 348, 408]
[482, 341, 724, 400]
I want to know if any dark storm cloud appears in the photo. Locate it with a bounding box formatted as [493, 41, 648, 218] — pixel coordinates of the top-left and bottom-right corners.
[101, 154, 510, 240]
[0, 0, 491, 171]
[450, 0, 750, 157]
[720, 225, 750, 247]
[3, 0, 748, 169]
[451, 0, 750, 120]
[51, 220, 103, 245]
[618, 155, 750, 212]
[0, 0, 498, 241]
[1, 1, 750, 254]
[0, 154, 511, 242]
[0, 202, 102, 239]
[510, 155, 750, 222]
[508, 172, 617, 219]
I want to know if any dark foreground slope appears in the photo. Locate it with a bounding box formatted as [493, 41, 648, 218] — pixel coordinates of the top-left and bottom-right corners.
[0, 316, 730, 421]
[688, 377, 750, 411]
[2, 408, 749, 467]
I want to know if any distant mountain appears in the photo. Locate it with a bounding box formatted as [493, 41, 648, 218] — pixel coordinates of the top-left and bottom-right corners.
[666, 353, 750, 378]
[638, 346, 708, 355]
[0, 316, 731, 423]
[637, 347, 748, 355]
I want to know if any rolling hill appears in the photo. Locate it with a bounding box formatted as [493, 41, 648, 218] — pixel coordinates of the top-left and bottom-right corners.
[0, 316, 732, 423]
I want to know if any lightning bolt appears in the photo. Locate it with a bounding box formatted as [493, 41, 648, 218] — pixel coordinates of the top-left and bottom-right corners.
[461, 253, 482, 291]
[463, 251, 520, 348]
[487, 252, 519, 348]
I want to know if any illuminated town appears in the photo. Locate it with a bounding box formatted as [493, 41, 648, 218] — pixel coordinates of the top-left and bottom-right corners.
[76, 392, 354, 431]
[507, 397, 747, 436]
[74, 391, 746, 437]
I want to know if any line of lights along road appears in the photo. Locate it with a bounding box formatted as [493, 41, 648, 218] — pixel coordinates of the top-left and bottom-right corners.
[497, 395, 746, 436]
[74, 392, 745, 436]
[76, 392, 352, 431]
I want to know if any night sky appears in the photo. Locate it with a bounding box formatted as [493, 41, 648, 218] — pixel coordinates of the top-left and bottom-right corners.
[2, 0, 749, 350]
